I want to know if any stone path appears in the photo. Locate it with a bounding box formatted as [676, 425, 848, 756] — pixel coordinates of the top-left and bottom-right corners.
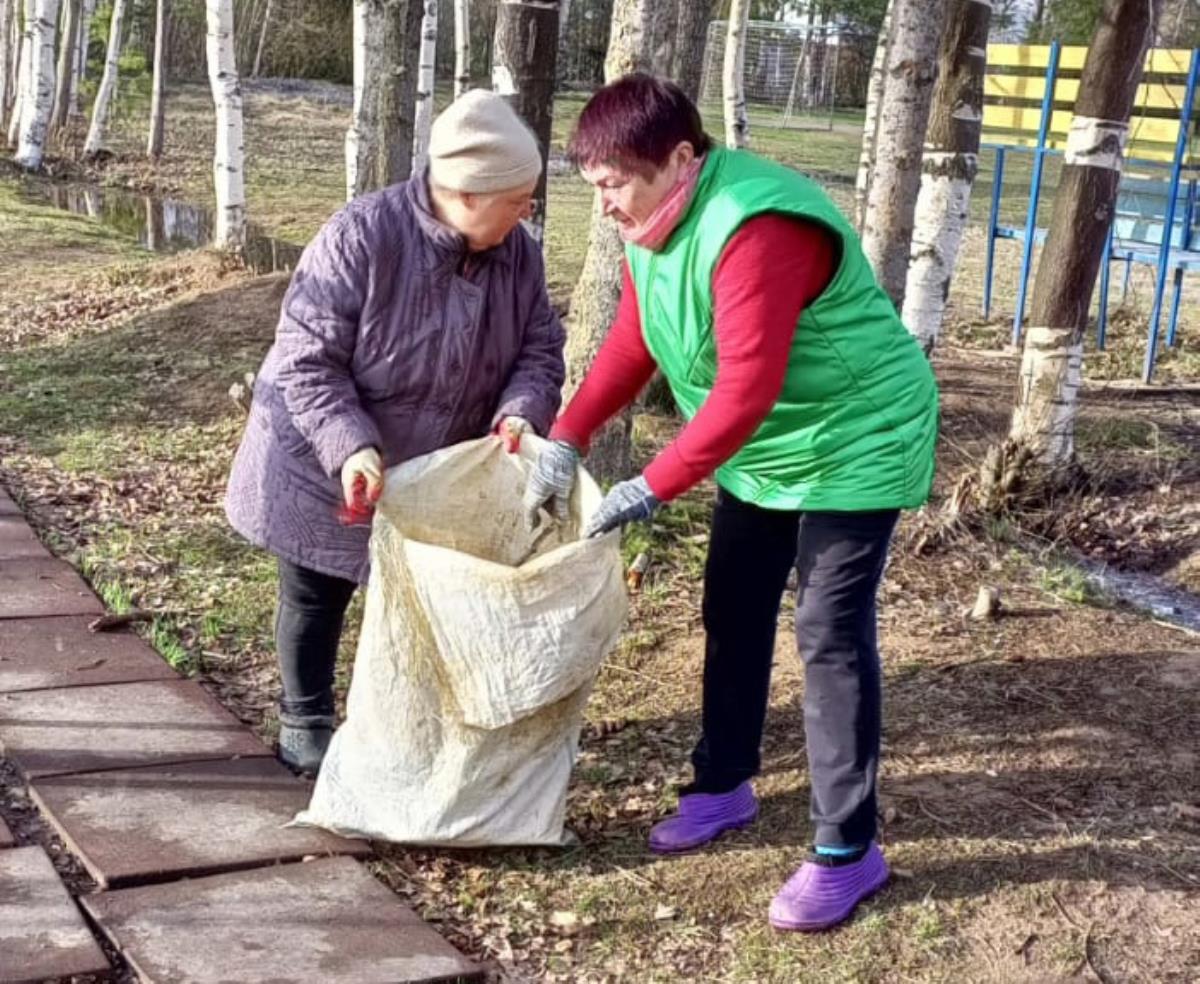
[0, 486, 483, 983]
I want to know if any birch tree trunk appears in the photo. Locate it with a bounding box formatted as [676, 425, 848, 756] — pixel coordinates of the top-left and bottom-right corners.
[0, 0, 13, 125]
[557, 0, 569, 44]
[901, 0, 991, 352]
[453, 0, 468, 97]
[7, 0, 33, 147]
[672, 0, 711, 104]
[345, 0, 424, 199]
[49, 0, 76, 132]
[146, 0, 165, 157]
[491, 0, 558, 243]
[1008, 0, 1162, 468]
[251, 0, 270, 77]
[13, 0, 58, 168]
[860, 0, 946, 309]
[722, 0, 750, 148]
[411, 0, 437, 171]
[205, 0, 245, 250]
[69, 0, 92, 116]
[82, 0, 124, 157]
[566, 0, 670, 480]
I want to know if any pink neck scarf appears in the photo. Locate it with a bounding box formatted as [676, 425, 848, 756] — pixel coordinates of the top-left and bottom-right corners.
[621, 155, 706, 252]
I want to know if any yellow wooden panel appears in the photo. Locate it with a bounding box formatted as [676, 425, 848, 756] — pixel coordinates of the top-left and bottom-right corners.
[983, 105, 1186, 143]
[985, 76, 1191, 111]
[1057, 46, 1089, 71]
[1145, 48, 1193, 74]
[986, 43, 1052, 68]
[985, 45, 1193, 77]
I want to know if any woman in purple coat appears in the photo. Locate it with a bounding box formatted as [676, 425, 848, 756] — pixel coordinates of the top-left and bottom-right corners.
[225, 91, 566, 772]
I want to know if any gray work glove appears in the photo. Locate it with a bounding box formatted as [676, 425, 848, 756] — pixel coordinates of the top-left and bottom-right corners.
[523, 439, 580, 528]
[584, 475, 660, 538]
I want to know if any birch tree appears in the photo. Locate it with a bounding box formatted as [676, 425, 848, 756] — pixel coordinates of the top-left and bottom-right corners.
[1006, 0, 1162, 469]
[49, 0, 77, 132]
[251, 0, 270, 77]
[453, 0, 468, 97]
[0, 0, 13, 125]
[723, 0, 750, 148]
[855, 0, 893, 231]
[69, 0, 93, 117]
[566, 0, 674, 480]
[147, 0, 165, 157]
[7, 0, 33, 147]
[491, 0, 558, 243]
[901, 0, 991, 352]
[205, 0, 244, 250]
[860, 0, 946, 309]
[345, 0, 424, 199]
[13, 0, 59, 168]
[82, 0, 125, 157]
[412, 0, 437, 170]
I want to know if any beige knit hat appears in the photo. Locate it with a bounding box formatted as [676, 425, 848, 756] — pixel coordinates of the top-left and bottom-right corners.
[428, 89, 542, 194]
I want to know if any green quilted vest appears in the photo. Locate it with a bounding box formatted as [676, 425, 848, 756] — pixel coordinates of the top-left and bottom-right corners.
[626, 147, 938, 511]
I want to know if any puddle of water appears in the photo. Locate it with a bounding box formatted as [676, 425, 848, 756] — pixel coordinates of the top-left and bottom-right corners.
[12, 177, 304, 275]
[1073, 553, 1200, 634]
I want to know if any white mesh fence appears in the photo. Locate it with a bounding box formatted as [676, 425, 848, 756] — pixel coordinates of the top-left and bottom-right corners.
[699, 19, 874, 129]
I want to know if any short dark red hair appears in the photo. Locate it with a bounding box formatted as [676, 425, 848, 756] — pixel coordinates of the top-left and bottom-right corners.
[568, 73, 712, 175]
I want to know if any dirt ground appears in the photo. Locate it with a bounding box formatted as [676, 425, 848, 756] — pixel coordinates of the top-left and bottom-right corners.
[1, 82, 1198, 982]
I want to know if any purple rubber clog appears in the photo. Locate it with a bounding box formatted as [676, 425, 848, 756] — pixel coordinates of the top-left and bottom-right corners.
[648, 781, 758, 853]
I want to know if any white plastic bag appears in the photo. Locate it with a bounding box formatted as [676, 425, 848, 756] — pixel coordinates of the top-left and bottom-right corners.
[293, 436, 628, 846]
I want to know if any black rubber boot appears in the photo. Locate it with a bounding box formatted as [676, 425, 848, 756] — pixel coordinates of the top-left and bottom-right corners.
[277, 711, 335, 775]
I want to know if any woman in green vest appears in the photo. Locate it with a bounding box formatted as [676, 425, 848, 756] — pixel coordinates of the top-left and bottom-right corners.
[524, 74, 938, 932]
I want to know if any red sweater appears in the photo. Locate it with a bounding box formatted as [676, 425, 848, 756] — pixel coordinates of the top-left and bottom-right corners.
[551, 214, 836, 501]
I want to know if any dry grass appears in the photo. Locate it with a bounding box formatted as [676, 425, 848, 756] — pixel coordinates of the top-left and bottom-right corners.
[1, 82, 1198, 982]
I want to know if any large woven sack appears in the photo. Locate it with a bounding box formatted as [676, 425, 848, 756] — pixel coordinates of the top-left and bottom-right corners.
[294, 436, 628, 845]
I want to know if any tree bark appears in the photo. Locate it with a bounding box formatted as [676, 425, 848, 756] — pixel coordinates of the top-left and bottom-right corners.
[0, 0, 13, 126]
[1008, 0, 1163, 466]
[345, 0, 424, 199]
[70, 0, 93, 115]
[7, 0, 33, 147]
[412, 0, 437, 171]
[722, 0, 750, 148]
[49, 0, 76, 132]
[453, 0, 469, 97]
[565, 0, 668, 481]
[146, 0, 166, 157]
[205, 0, 245, 250]
[82, 0, 124, 157]
[491, 0, 558, 243]
[901, 0, 991, 352]
[672, 0, 710, 104]
[860, 0, 946, 309]
[13, 0, 57, 167]
[251, 0, 271, 77]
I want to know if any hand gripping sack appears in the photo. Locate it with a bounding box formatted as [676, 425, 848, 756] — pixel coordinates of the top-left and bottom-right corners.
[293, 436, 628, 845]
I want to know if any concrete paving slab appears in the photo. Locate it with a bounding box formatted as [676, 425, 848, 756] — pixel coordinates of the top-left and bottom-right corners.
[0, 816, 12, 848]
[0, 615, 179, 693]
[0, 491, 19, 516]
[0, 518, 50, 560]
[83, 856, 483, 983]
[0, 558, 104, 620]
[30, 757, 372, 888]
[0, 845, 110, 983]
[0, 679, 271, 778]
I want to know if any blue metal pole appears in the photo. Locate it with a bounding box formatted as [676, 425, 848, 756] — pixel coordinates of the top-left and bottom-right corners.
[1144, 48, 1200, 382]
[1097, 221, 1114, 349]
[1012, 40, 1061, 345]
[983, 146, 1006, 319]
[1167, 267, 1185, 346]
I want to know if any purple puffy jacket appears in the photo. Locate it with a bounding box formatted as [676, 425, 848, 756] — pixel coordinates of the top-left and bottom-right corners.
[225, 173, 566, 583]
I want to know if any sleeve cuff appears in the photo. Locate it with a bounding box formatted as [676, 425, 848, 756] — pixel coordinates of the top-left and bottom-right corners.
[311, 413, 382, 478]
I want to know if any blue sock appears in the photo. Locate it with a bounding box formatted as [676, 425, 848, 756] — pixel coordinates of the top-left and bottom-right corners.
[815, 843, 865, 857]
